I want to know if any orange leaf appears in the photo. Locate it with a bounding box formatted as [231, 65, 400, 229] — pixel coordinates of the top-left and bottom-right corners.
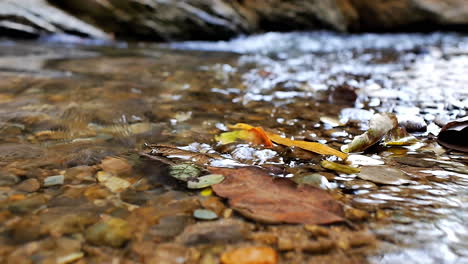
[225, 123, 273, 147]
[250, 127, 273, 148]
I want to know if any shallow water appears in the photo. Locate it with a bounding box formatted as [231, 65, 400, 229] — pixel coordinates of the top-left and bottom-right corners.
[0, 32, 467, 263]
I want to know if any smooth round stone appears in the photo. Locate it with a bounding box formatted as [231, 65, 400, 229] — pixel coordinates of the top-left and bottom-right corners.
[358, 166, 411, 185]
[193, 209, 218, 220]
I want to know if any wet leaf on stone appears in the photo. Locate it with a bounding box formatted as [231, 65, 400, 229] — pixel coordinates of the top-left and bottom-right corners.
[358, 166, 412, 185]
[437, 116, 468, 152]
[187, 174, 224, 189]
[210, 166, 344, 225]
[342, 113, 398, 153]
[169, 164, 201, 182]
[321, 160, 360, 174]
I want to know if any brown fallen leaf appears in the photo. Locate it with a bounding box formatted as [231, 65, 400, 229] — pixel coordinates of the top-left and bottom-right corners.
[210, 167, 344, 225]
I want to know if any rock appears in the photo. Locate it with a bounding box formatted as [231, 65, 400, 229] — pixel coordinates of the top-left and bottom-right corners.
[398, 115, 427, 132]
[358, 166, 412, 185]
[392, 156, 437, 167]
[152, 215, 193, 239]
[176, 219, 251, 246]
[16, 178, 40, 192]
[8, 195, 47, 214]
[0, 0, 108, 38]
[99, 157, 132, 176]
[342, 180, 378, 190]
[96, 171, 131, 193]
[147, 243, 196, 264]
[43, 175, 65, 186]
[0, 170, 19, 186]
[64, 165, 96, 182]
[85, 217, 132, 247]
[221, 246, 278, 264]
[200, 196, 226, 215]
[40, 207, 100, 236]
[4, 0, 468, 41]
[193, 209, 218, 220]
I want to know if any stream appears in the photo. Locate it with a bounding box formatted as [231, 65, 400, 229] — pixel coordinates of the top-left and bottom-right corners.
[0, 32, 467, 264]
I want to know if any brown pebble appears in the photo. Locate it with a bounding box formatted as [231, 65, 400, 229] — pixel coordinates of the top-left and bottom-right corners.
[16, 178, 40, 193]
[344, 207, 369, 221]
[221, 246, 278, 264]
[99, 157, 132, 176]
[201, 196, 225, 215]
[302, 238, 335, 253]
[304, 225, 330, 237]
[250, 232, 278, 245]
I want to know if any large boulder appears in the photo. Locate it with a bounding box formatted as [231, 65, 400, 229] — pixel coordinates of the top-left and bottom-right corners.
[1, 0, 468, 40]
[0, 0, 108, 38]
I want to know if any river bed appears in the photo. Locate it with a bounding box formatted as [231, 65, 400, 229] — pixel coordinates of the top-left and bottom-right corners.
[0, 32, 467, 264]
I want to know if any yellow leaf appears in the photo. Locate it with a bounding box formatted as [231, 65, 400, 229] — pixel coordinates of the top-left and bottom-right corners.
[320, 160, 359, 174]
[267, 132, 348, 160]
[225, 123, 347, 159]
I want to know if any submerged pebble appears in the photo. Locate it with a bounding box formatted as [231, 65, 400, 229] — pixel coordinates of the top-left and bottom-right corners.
[358, 166, 411, 185]
[221, 246, 278, 264]
[43, 175, 65, 186]
[85, 217, 132, 247]
[97, 171, 131, 192]
[16, 178, 40, 192]
[193, 209, 218, 220]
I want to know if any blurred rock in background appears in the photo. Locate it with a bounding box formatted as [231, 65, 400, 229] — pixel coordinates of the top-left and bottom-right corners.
[1, 0, 468, 41]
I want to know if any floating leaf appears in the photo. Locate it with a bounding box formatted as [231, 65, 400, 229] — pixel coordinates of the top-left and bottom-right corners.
[321, 160, 360, 174]
[342, 113, 398, 153]
[358, 166, 411, 185]
[169, 164, 201, 181]
[437, 116, 468, 152]
[187, 174, 224, 189]
[210, 167, 344, 225]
